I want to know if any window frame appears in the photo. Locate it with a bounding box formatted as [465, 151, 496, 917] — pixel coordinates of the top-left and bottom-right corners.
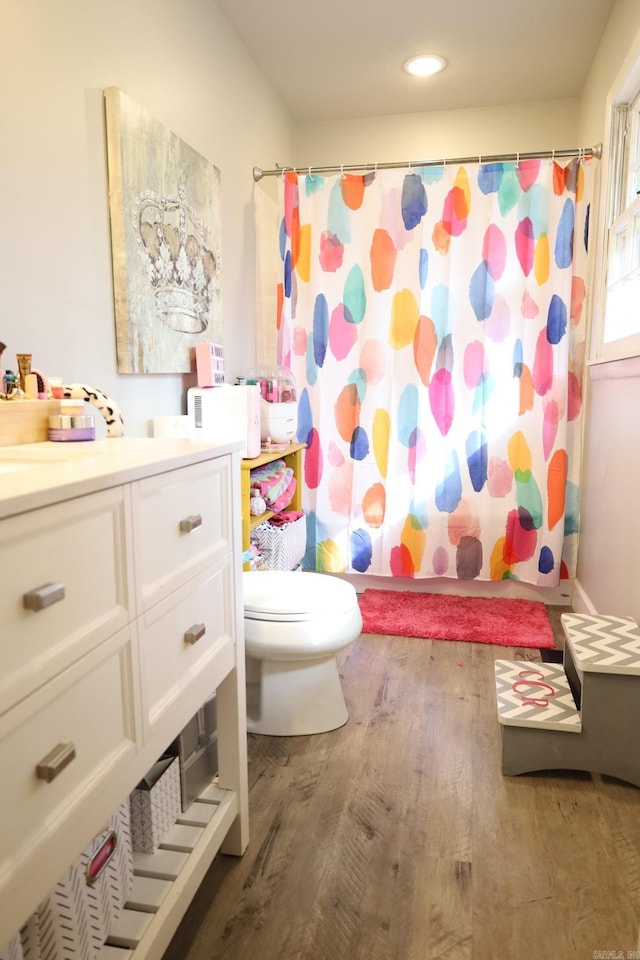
[593, 31, 640, 362]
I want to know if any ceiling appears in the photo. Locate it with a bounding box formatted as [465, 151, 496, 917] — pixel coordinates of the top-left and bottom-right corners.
[215, 0, 616, 124]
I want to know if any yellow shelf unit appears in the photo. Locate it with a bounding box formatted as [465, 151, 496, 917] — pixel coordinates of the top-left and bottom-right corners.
[240, 441, 305, 570]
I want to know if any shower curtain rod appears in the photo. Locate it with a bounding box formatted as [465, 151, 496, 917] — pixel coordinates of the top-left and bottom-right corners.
[252, 144, 602, 181]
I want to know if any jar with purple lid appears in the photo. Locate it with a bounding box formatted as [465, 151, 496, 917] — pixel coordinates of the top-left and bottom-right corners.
[49, 399, 95, 441]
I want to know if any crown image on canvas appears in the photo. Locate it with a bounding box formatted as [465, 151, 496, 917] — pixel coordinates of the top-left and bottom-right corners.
[133, 173, 220, 334]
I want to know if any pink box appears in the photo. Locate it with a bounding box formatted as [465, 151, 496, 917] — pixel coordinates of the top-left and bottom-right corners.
[195, 342, 224, 387]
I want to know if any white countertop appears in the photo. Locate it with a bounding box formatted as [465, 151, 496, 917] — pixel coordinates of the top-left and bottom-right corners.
[0, 438, 242, 519]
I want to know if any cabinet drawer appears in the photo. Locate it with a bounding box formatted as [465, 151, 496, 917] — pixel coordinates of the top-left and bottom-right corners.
[0, 628, 136, 896]
[132, 457, 233, 611]
[137, 560, 235, 744]
[0, 488, 132, 715]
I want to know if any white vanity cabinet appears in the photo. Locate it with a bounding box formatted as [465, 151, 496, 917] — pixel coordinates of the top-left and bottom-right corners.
[0, 439, 249, 959]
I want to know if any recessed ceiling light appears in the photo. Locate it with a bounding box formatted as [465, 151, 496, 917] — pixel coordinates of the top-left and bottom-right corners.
[403, 55, 447, 78]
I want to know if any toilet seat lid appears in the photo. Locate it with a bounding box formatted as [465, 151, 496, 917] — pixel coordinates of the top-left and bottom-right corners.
[243, 571, 357, 621]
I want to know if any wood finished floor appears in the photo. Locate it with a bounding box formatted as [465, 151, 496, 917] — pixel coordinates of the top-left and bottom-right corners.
[163, 611, 640, 960]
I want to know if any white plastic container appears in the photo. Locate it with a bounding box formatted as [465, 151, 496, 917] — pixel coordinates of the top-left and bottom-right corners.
[259, 400, 297, 443]
[246, 365, 297, 443]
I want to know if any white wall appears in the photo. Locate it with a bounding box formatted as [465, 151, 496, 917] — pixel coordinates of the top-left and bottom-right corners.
[574, 0, 640, 620]
[575, 363, 640, 618]
[294, 98, 581, 168]
[578, 0, 640, 144]
[0, 0, 294, 437]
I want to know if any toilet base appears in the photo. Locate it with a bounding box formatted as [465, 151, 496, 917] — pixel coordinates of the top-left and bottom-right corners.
[246, 654, 348, 736]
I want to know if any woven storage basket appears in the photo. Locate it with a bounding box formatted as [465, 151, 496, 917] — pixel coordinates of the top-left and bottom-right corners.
[252, 515, 306, 571]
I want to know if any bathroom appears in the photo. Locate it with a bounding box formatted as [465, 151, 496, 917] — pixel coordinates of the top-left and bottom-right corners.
[1, 0, 636, 621]
[2, 0, 640, 955]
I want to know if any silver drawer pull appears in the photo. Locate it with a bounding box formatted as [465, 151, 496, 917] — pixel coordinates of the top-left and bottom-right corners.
[36, 742, 76, 782]
[23, 582, 65, 612]
[184, 623, 206, 645]
[180, 514, 202, 533]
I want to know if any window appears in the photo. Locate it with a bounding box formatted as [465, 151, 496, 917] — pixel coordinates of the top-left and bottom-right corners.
[594, 25, 640, 362]
[602, 91, 640, 347]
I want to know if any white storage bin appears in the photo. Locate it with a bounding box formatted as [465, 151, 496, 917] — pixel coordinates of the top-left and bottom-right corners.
[80, 804, 133, 951]
[19, 801, 132, 960]
[129, 755, 181, 854]
[251, 515, 306, 571]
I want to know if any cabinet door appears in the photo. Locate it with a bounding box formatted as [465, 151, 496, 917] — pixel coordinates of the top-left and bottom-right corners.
[132, 458, 233, 612]
[136, 560, 236, 748]
[0, 627, 137, 936]
[0, 487, 132, 715]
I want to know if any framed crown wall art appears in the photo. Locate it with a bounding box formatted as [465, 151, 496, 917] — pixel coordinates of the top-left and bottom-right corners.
[104, 87, 222, 373]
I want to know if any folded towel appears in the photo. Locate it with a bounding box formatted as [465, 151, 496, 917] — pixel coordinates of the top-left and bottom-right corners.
[269, 510, 304, 526]
[269, 475, 297, 512]
[250, 459, 291, 499]
[252, 467, 294, 504]
[249, 459, 286, 484]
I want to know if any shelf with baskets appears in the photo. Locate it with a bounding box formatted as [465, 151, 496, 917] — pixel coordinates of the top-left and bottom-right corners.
[240, 441, 306, 571]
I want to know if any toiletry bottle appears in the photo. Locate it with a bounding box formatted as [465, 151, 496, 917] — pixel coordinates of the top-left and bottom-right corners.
[16, 353, 32, 392]
[24, 373, 38, 399]
[2, 370, 18, 396]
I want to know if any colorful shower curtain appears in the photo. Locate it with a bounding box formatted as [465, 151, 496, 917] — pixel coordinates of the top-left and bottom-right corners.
[276, 157, 593, 585]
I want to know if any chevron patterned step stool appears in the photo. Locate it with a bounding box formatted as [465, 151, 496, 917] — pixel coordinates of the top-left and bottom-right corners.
[494, 614, 640, 787]
[494, 660, 582, 731]
[561, 613, 640, 677]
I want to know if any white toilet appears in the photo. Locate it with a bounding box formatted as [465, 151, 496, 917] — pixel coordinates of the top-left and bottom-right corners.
[243, 571, 362, 736]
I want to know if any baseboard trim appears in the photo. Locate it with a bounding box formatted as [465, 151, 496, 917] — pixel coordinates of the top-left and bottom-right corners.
[334, 573, 574, 606]
[571, 577, 598, 615]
